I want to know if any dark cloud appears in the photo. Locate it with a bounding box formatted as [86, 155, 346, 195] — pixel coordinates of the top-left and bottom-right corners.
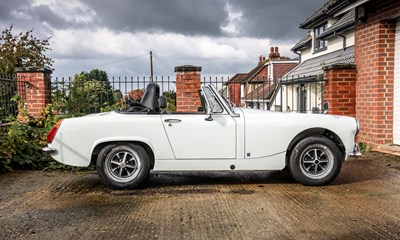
[0, 0, 58, 37]
[0, 0, 331, 76]
[33, 5, 69, 29]
[228, 0, 327, 40]
[85, 0, 228, 36]
[0, 0, 28, 21]
[82, 0, 327, 39]
[1, 0, 327, 40]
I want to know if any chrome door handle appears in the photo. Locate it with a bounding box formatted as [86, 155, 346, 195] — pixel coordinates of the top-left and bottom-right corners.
[164, 119, 181, 123]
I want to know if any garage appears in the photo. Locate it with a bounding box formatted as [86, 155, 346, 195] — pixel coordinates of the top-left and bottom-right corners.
[394, 19, 400, 145]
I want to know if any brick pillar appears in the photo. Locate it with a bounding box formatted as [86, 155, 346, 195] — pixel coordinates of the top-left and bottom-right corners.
[16, 67, 52, 116]
[175, 65, 202, 112]
[323, 64, 357, 117]
[355, 15, 397, 146]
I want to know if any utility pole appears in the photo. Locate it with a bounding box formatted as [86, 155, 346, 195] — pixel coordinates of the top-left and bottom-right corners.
[150, 51, 154, 82]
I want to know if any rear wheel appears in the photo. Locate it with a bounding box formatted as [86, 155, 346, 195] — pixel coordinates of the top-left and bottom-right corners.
[96, 143, 150, 189]
[289, 136, 342, 186]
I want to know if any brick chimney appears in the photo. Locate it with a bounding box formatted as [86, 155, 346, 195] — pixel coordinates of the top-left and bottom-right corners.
[275, 46, 280, 58]
[259, 55, 266, 65]
[268, 47, 274, 58]
[269, 46, 280, 59]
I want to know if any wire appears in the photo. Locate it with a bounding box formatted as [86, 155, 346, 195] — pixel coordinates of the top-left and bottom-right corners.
[54, 53, 150, 76]
[151, 53, 172, 71]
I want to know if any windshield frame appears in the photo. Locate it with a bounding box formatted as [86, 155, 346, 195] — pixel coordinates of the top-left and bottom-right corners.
[202, 85, 240, 117]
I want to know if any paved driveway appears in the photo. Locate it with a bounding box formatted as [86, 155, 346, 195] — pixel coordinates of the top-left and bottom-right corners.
[0, 152, 399, 239]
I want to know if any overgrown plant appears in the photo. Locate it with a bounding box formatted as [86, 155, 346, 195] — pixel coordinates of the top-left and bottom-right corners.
[0, 104, 79, 172]
[359, 142, 371, 153]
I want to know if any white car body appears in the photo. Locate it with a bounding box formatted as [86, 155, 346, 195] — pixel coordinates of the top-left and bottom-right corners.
[48, 108, 357, 169]
[45, 84, 360, 187]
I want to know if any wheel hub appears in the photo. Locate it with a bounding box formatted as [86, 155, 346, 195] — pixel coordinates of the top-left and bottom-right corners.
[300, 147, 333, 179]
[106, 150, 139, 180]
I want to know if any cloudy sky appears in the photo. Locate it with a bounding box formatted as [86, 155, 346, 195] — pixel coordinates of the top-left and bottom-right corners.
[0, 0, 326, 77]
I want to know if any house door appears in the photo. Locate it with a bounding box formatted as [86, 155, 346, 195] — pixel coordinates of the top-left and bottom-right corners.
[394, 19, 400, 145]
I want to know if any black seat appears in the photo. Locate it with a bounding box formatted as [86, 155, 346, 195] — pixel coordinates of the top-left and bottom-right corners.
[140, 82, 160, 112]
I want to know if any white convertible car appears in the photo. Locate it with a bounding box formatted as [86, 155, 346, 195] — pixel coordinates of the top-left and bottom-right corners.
[44, 83, 360, 189]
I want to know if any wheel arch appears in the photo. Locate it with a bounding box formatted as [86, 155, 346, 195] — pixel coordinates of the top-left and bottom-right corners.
[91, 141, 155, 169]
[285, 128, 346, 166]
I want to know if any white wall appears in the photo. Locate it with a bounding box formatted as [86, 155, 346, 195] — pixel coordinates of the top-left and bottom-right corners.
[274, 84, 323, 113]
[301, 30, 354, 62]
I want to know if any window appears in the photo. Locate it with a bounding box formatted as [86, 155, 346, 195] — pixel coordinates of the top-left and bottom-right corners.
[314, 23, 327, 52]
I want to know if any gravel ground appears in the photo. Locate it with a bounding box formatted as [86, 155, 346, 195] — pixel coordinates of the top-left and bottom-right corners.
[0, 152, 399, 240]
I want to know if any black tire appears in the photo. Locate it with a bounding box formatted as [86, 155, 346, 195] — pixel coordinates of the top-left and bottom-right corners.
[96, 143, 150, 189]
[289, 136, 342, 186]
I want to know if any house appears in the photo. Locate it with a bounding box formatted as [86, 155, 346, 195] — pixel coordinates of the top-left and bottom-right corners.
[269, 0, 400, 147]
[227, 47, 298, 109]
[270, 1, 355, 113]
[226, 73, 247, 106]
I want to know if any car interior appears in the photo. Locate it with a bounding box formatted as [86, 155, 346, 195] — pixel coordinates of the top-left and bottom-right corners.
[121, 82, 206, 114]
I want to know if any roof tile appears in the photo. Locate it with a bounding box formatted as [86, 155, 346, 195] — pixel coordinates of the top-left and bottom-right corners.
[283, 46, 354, 80]
[318, 9, 355, 39]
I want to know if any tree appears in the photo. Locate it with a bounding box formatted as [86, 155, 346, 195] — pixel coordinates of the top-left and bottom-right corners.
[163, 90, 176, 112]
[113, 89, 123, 102]
[0, 25, 53, 119]
[0, 25, 53, 75]
[67, 69, 114, 114]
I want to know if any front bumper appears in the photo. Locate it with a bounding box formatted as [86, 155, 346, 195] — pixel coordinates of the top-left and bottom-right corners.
[349, 143, 362, 157]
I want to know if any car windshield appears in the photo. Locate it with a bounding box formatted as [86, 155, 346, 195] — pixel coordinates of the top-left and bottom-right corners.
[203, 87, 223, 113]
[204, 85, 236, 114]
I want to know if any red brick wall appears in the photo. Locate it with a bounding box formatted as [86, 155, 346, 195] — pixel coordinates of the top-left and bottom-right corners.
[323, 64, 357, 117]
[228, 83, 241, 106]
[273, 63, 298, 81]
[355, 0, 400, 146]
[16, 67, 52, 117]
[256, 66, 268, 80]
[175, 65, 202, 112]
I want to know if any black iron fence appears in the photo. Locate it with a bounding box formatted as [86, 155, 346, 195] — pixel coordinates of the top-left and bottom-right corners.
[0, 74, 324, 120]
[0, 75, 26, 120]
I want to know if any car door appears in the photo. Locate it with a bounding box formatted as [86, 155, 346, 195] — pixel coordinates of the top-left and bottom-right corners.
[162, 113, 236, 159]
[162, 85, 237, 160]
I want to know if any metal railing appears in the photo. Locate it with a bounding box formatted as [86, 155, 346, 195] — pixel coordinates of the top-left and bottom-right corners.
[0, 74, 325, 119]
[0, 75, 26, 120]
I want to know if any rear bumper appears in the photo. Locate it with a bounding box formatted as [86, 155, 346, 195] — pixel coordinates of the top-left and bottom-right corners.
[42, 147, 56, 154]
[349, 143, 362, 157]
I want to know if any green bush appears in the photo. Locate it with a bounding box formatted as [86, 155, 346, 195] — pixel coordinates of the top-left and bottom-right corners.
[0, 104, 78, 172]
[0, 88, 177, 172]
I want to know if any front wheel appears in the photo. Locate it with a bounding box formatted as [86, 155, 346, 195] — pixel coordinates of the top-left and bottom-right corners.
[96, 143, 150, 189]
[289, 136, 342, 186]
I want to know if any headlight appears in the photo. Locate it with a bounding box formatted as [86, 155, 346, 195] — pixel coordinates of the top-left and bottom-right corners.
[355, 118, 360, 136]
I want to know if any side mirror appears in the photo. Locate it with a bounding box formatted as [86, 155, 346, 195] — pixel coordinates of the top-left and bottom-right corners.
[323, 102, 330, 114]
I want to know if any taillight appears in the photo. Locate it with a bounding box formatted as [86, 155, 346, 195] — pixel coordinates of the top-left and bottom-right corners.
[47, 120, 63, 143]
